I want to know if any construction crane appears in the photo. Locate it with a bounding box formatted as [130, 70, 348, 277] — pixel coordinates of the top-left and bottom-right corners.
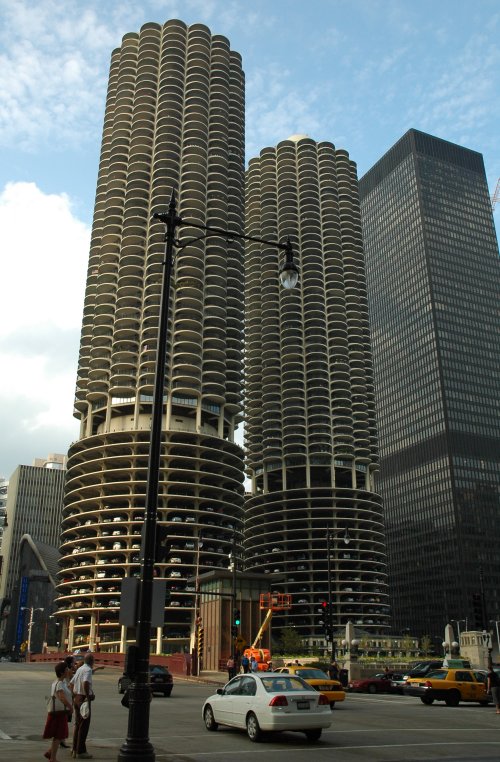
[492, 178, 500, 211]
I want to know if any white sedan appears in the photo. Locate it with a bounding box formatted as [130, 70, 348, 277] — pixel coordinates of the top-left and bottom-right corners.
[202, 672, 332, 743]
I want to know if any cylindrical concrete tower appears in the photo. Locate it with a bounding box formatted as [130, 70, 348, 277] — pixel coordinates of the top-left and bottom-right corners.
[57, 20, 246, 653]
[244, 136, 390, 641]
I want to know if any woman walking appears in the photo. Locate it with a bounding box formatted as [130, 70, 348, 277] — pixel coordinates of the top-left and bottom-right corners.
[43, 661, 73, 762]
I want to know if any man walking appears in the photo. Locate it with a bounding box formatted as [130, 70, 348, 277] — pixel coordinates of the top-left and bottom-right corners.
[70, 652, 95, 759]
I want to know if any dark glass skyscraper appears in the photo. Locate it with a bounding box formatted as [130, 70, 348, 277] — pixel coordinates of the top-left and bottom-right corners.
[359, 129, 500, 638]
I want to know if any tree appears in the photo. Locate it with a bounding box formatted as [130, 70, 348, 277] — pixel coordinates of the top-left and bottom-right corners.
[419, 635, 432, 656]
[279, 627, 303, 655]
[401, 636, 414, 655]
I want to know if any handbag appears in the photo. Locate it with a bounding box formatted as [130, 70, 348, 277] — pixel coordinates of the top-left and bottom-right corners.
[46, 692, 66, 714]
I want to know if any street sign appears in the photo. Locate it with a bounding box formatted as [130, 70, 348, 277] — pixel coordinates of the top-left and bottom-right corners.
[235, 635, 246, 650]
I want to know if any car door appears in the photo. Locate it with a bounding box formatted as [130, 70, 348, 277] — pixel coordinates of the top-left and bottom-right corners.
[215, 677, 242, 725]
[455, 670, 474, 700]
[231, 676, 257, 728]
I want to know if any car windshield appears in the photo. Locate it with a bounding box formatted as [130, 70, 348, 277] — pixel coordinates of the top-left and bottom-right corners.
[261, 676, 312, 693]
[296, 669, 329, 680]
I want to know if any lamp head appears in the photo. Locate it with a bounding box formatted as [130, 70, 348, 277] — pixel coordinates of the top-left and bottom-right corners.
[279, 239, 299, 289]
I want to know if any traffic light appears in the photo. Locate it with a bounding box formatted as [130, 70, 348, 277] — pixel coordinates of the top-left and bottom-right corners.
[321, 601, 331, 637]
[233, 609, 241, 627]
[472, 593, 485, 630]
[197, 625, 204, 658]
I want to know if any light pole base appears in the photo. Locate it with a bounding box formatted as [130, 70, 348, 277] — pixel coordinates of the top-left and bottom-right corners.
[117, 682, 155, 762]
[117, 739, 155, 762]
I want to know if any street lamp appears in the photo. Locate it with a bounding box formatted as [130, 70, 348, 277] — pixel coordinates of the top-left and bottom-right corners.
[20, 606, 44, 657]
[451, 619, 466, 644]
[228, 532, 238, 657]
[326, 527, 350, 660]
[118, 190, 298, 762]
[489, 620, 500, 656]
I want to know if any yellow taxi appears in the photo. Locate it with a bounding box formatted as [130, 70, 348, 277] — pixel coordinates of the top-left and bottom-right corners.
[403, 668, 490, 706]
[274, 665, 345, 707]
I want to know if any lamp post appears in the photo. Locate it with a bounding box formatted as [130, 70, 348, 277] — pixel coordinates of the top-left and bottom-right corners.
[118, 190, 298, 762]
[451, 619, 466, 644]
[43, 614, 55, 653]
[20, 606, 44, 657]
[326, 527, 350, 660]
[489, 620, 500, 657]
[228, 532, 238, 657]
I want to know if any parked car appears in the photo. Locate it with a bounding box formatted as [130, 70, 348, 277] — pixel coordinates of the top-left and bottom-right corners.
[202, 672, 332, 742]
[275, 666, 345, 707]
[390, 674, 409, 693]
[348, 672, 403, 694]
[402, 660, 443, 680]
[118, 664, 173, 697]
[404, 668, 490, 706]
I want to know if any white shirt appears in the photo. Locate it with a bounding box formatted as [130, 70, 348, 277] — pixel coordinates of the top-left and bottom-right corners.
[70, 663, 93, 696]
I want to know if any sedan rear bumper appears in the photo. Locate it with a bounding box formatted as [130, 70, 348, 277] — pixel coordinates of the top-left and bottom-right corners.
[259, 710, 332, 732]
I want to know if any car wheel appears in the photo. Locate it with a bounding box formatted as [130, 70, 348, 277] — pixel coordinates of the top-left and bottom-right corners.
[445, 690, 460, 707]
[203, 705, 218, 731]
[421, 695, 434, 705]
[304, 728, 322, 742]
[368, 684, 377, 694]
[246, 712, 262, 742]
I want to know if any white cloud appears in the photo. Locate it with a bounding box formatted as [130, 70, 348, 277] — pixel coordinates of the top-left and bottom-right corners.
[405, 31, 500, 140]
[0, 0, 117, 150]
[0, 181, 89, 474]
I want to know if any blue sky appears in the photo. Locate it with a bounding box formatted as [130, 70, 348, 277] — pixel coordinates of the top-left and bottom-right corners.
[0, 0, 499, 477]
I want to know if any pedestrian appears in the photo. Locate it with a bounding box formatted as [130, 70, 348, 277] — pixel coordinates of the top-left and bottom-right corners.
[70, 651, 95, 759]
[328, 661, 340, 680]
[43, 661, 73, 762]
[250, 656, 259, 672]
[226, 656, 236, 680]
[241, 653, 250, 673]
[267, 661, 273, 672]
[59, 656, 77, 749]
[294, 659, 302, 666]
[487, 667, 500, 714]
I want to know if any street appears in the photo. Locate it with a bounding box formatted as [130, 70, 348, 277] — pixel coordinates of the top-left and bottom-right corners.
[1, 662, 500, 761]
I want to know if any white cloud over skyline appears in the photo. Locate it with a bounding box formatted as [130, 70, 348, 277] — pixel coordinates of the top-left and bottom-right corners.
[0, 0, 498, 477]
[0, 181, 89, 475]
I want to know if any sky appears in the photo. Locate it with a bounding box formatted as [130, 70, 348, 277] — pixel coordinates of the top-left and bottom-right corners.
[0, 0, 499, 479]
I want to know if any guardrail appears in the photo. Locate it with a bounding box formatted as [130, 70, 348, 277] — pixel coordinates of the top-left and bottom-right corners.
[29, 651, 190, 675]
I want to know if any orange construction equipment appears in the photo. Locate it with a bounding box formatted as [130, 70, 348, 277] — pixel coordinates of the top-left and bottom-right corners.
[243, 593, 292, 670]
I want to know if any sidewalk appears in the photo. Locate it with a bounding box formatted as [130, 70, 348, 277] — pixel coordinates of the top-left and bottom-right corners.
[7, 671, 229, 762]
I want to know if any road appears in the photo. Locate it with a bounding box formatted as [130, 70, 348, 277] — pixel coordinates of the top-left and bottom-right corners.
[2, 662, 500, 761]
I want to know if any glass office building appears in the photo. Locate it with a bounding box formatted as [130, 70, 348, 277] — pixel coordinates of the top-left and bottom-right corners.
[359, 129, 500, 637]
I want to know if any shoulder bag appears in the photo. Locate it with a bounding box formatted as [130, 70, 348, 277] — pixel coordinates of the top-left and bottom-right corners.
[46, 681, 67, 714]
